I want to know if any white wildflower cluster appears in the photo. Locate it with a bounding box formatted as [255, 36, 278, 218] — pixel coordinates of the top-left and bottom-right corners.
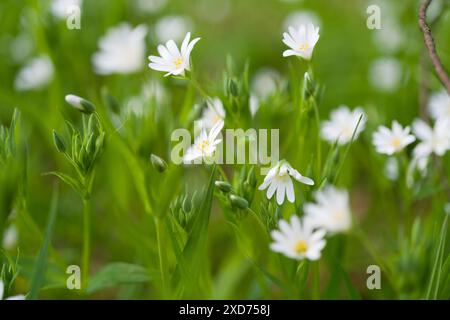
[372, 90, 450, 175]
[270, 185, 352, 261]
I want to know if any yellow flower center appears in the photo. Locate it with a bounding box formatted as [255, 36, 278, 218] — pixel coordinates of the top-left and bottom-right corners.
[334, 211, 344, 221]
[174, 58, 184, 68]
[198, 139, 210, 152]
[391, 137, 402, 148]
[298, 43, 310, 51]
[295, 240, 308, 254]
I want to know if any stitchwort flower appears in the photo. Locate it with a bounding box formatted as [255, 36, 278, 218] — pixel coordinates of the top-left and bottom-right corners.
[270, 215, 326, 261]
[148, 32, 200, 77]
[372, 121, 415, 155]
[258, 160, 314, 205]
[304, 185, 352, 234]
[282, 23, 320, 60]
[321, 106, 366, 145]
[184, 120, 224, 163]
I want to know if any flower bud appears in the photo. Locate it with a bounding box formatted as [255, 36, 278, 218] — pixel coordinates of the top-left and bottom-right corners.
[182, 196, 192, 213]
[52, 130, 66, 153]
[150, 154, 167, 173]
[302, 72, 317, 99]
[215, 180, 232, 193]
[65, 94, 95, 114]
[228, 78, 239, 97]
[229, 194, 249, 210]
[246, 166, 257, 188]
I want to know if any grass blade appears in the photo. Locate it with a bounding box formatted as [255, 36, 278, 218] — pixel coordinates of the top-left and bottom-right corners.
[27, 185, 59, 300]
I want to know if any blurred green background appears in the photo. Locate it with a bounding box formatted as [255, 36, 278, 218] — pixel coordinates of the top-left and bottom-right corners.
[0, 0, 449, 299]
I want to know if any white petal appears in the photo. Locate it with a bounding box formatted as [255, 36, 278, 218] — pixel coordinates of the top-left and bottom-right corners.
[285, 177, 295, 203]
[276, 181, 286, 205]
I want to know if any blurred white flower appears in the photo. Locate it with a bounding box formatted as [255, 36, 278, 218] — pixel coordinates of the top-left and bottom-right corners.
[428, 89, 450, 121]
[321, 106, 367, 145]
[249, 95, 260, 117]
[372, 121, 415, 155]
[199, 97, 226, 129]
[282, 11, 321, 31]
[384, 157, 399, 181]
[155, 15, 193, 43]
[51, 0, 82, 19]
[123, 79, 168, 117]
[412, 118, 450, 170]
[134, 0, 167, 14]
[427, 0, 444, 21]
[184, 120, 224, 162]
[2, 225, 18, 250]
[92, 23, 148, 75]
[0, 280, 25, 300]
[270, 215, 326, 261]
[282, 23, 320, 60]
[372, 19, 403, 53]
[369, 58, 402, 92]
[251, 68, 281, 100]
[304, 185, 352, 234]
[258, 160, 314, 205]
[10, 33, 33, 63]
[14, 56, 54, 91]
[142, 78, 167, 105]
[148, 32, 200, 77]
[248, 68, 282, 116]
[196, 0, 231, 23]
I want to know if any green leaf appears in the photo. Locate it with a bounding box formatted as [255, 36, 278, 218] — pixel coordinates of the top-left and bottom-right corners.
[43, 171, 83, 197]
[27, 185, 59, 300]
[87, 262, 152, 294]
[171, 166, 216, 297]
[425, 212, 449, 299]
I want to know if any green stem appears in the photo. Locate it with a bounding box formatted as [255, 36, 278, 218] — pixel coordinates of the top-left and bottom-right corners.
[82, 197, 91, 290]
[154, 216, 166, 294]
[189, 76, 208, 98]
[216, 165, 228, 182]
[312, 261, 320, 299]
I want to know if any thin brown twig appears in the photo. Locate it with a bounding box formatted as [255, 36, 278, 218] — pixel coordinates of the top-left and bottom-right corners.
[419, 0, 450, 94]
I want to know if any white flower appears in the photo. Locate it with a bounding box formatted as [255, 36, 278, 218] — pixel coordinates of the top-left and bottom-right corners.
[51, 0, 82, 19]
[412, 118, 450, 166]
[0, 280, 25, 300]
[258, 160, 314, 205]
[14, 56, 54, 91]
[148, 32, 200, 77]
[428, 89, 450, 121]
[198, 97, 226, 129]
[372, 121, 415, 155]
[184, 120, 224, 163]
[2, 225, 18, 250]
[368, 58, 402, 92]
[282, 11, 321, 31]
[155, 15, 193, 43]
[92, 23, 148, 75]
[304, 185, 352, 234]
[282, 23, 320, 60]
[321, 106, 367, 145]
[270, 215, 326, 261]
[134, 0, 167, 14]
